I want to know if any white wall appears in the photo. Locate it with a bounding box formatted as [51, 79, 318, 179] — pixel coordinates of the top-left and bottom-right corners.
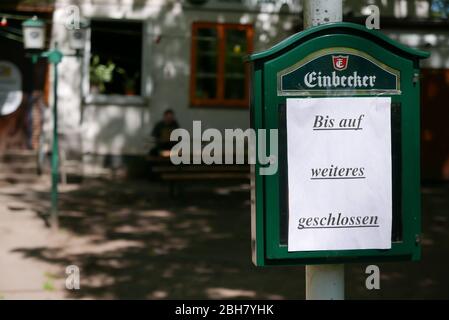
[51, 0, 300, 157]
[344, 0, 431, 19]
[51, 0, 446, 159]
[384, 30, 449, 69]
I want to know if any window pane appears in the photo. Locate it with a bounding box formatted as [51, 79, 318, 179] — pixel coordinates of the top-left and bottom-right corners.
[224, 28, 247, 100]
[431, 0, 449, 18]
[225, 78, 245, 100]
[195, 28, 218, 100]
[90, 20, 142, 96]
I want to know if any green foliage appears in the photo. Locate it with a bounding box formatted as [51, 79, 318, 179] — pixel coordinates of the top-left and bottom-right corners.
[43, 272, 56, 292]
[43, 279, 55, 292]
[89, 55, 116, 93]
[117, 67, 139, 91]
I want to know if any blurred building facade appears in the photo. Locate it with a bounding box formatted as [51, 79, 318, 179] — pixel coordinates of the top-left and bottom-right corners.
[0, 0, 448, 180]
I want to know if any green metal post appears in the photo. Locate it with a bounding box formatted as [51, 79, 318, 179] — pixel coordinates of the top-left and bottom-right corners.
[51, 58, 59, 231]
[46, 47, 63, 231]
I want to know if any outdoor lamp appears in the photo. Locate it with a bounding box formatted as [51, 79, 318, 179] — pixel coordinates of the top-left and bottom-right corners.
[68, 19, 89, 51]
[22, 15, 63, 231]
[22, 16, 46, 50]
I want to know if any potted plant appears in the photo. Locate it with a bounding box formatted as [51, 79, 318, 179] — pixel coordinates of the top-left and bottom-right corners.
[117, 68, 139, 96]
[89, 55, 116, 94]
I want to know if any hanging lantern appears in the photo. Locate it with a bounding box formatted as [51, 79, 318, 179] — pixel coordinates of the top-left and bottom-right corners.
[22, 16, 46, 50]
[68, 19, 89, 51]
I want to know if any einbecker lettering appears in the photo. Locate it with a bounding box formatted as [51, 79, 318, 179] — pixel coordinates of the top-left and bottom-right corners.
[304, 71, 377, 89]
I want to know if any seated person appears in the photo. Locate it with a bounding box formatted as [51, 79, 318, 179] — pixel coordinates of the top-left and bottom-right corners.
[149, 109, 180, 156]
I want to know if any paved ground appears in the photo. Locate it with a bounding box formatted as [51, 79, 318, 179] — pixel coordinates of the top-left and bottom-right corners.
[0, 177, 448, 299]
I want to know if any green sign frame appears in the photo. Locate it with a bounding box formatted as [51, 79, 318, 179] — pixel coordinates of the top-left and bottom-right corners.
[248, 22, 429, 266]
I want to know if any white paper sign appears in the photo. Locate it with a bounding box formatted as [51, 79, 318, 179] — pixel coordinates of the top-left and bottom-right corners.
[287, 97, 392, 252]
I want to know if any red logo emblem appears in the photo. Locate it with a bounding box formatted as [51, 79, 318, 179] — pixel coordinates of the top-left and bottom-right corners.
[332, 55, 349, 71]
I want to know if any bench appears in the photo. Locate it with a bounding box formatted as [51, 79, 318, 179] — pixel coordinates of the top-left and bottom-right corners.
[146, 155, 250, 197]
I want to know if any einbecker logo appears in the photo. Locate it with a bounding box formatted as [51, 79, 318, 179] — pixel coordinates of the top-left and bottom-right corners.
[277, 48, 401, 95]
[332, 55, 348, 71]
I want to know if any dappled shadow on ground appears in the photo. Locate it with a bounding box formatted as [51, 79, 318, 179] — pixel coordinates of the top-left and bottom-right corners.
[5, 179, 449, 299]
[346, 183, 449, 299]
[9, 179, 300, 299]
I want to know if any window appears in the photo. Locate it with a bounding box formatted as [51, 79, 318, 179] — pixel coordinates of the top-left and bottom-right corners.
[89, 20, 142, 97]
[190, 22, 253, 108]
[431, 0, 449, 18]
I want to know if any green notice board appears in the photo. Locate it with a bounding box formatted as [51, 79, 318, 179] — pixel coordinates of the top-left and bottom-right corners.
[248, 23, 429, 266]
